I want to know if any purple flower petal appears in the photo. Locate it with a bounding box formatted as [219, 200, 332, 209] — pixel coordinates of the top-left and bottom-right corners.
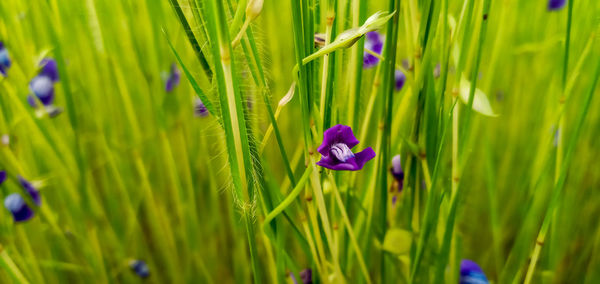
[300, 269, 312, 284]
[395, 70, 406, 91]
[0, 171, 6, 185]
[316, 125, 375, 171]
[4, 193, 35, 222]
[363, 31, 383, 68]
[18, 176, 41, 206]
[391, 154, 405, 191]
[317, 124, 359, 156]
[194, 98, 209, 117]
[40, 58, 59, 82]
[0, 42, 11, 76]
[129, 260, 150, 278]
[353, 147, 376, 168]
[29, 75, 55, 106]
[548, 0, 566, 11]
[460, 259, 489, 284]
[165, 63, 181, 92]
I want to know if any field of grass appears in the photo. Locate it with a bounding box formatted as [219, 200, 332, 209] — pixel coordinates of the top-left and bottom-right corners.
[0, 0, 599, 283]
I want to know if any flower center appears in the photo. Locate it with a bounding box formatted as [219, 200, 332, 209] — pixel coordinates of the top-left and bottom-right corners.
[331, 143, 354, 162]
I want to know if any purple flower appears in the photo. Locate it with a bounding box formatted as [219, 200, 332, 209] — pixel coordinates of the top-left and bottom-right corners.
[460, 259, 489, 284]
[395, 70, 406, 91]
[300, 269, 312, 284]
[0, 42, 11, 76]
[129, 260, 150, 278]
[29, 58, 60, 108]
[548, 0, 566, 11]
[316, 124, 375, 171]
[194, 98, 208, 117]
[391, 155, 404, 191]
[29, 76, 55, 106]
[4, 193, 35, 222]
[39, 58, 59, 82]
[363, 31, 383, 68]
[314, 33, 326, 48]
[165, 63, 181, 92]
[18, 176, 41, 206]
[0, 171, 6, 185]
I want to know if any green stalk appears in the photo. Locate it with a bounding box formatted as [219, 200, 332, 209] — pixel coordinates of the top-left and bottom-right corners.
[262, 167, 313, 228]
[0, 248, 30, 284]
[167, 0, 212, 79]
[374, 0, 401, 281]
[347, 0, 367, 130]
[204, 0, 261, 282]
[523, 1, 574, 282]
[290, 0, 313, 161]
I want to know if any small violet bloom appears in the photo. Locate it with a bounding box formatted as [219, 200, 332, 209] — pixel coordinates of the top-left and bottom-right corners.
[0, 170, 6, 185]
[39, 58, 59, 82]
[29, 58, 59, 108]
[460, 259, 489, 284]
[4, 193, 35, 222]
[395, 70, 406, 91]
[129, 260, 150, 278]
[391, 155, 404, 192]
[548, 0, 566, 11]
[194, 98, 209, 117]
[0, 42, 11, 76]
[314, 33, 326, 48]
[18, 176, 41, 206]
[29, 76, 55, 106]
[300, 269, 313, 284]
[316, 124, 375, 171]
[363, 31, 383, 68]
[165, 63, 181, 92]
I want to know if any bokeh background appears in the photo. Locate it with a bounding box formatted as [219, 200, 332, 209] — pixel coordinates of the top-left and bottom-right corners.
[0, 0, 599, 283]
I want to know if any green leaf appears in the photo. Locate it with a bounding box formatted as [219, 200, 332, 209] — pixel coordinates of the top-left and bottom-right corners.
[382, 228, 413, 255]
[459, 76, 497, 117]
[302, 11, 395, 64]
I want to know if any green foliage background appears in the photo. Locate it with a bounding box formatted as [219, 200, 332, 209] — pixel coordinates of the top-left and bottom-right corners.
[0, 0, 599, 283]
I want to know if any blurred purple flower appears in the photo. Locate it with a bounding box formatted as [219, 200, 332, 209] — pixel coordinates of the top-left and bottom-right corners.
[4, 193, 34, 222]
[29, 58, 60, 108]
[434, 63, 441, 78]
[165, 63, 181, 92]
[39, 58, 59, 82]
[18, 176, 41, 206]
[300, 269, 312, 284]
[395, 70, 406, 91]
[363, 31, 383, 68]
[402, 59, 410, 70]
[391, 155, 404, 191]
[0, 171, 6, 185]
[548, 0, 566, 11]
[460, 259, 489, 284]
[0, 42, 11, 76]
[194, 98, 209, 117]
[314, 33, 326, 48]
[129, 260, 150, 278]
[316, 124, 375, 171]
[29, 76, 55, 106]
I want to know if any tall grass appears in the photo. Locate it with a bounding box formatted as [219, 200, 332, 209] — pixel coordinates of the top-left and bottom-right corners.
[0, 0, 599, 283]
